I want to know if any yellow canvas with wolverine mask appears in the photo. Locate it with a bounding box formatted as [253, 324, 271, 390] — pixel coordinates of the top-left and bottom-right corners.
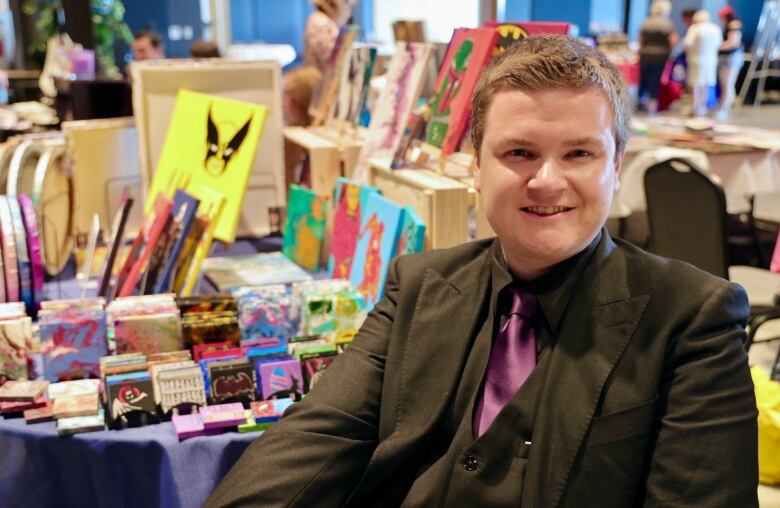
[145, 90, 268, 242]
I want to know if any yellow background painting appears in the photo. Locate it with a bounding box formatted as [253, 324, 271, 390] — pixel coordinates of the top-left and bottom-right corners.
[146, 89, 268, 242]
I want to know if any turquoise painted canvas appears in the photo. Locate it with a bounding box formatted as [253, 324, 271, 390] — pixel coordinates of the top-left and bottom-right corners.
[348, 193, 404, 310]
[396, 207, 426, 257]
[327, 177, 380, 280]
[282, 185, 328, 272]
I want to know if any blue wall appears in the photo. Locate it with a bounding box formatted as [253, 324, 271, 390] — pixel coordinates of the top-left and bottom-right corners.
[731, 0, 761, 48]
[123, 0, 202, 59]
[503, 0, 533, 22]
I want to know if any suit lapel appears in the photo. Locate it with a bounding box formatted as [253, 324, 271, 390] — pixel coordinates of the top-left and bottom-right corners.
[522, 236, 650, 508]
[355, 244, 493, 493]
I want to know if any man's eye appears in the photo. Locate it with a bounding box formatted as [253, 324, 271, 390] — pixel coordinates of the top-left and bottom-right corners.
[568, 150, 591, 158]
[506, 149, 534, 158]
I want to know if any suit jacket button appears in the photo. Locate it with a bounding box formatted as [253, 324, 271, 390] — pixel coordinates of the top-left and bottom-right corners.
[463, 455, 479, 471]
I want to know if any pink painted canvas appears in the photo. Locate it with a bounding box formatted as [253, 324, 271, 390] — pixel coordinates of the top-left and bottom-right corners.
[353, 42, 433, 181]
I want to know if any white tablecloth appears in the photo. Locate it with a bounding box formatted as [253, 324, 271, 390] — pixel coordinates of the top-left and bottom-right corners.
[611, 146, 780, 217]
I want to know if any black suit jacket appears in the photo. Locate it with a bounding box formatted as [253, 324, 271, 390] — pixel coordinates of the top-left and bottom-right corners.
[207, 233, 758, 507]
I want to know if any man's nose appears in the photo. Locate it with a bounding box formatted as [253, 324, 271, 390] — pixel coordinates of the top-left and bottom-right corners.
[527, 161, 566, 193]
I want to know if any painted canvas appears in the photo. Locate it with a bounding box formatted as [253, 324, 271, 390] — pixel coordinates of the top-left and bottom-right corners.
[425, 27, 497, 156]
[334, 45, 377, 126]
[349, 193, 404, 309]
[487, 22, 571, 59]
[154, 189, 200, 293]
[114, 313, 182, 355]
[328, 178, 380, 279]
[309, 26, 359, 126]
[145, 90, 268, 242]
[259, 359, 304, 400]
[282, 185, 329, 272]
[40, 308, 108, 382]
[179, 186, 226, 297]
[0, 317, 31, 381]
[352, 42, 433, 181]
[396, 207, 426, 257]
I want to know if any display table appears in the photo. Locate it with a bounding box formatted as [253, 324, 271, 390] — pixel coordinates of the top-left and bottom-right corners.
[0, 415, 259, 507]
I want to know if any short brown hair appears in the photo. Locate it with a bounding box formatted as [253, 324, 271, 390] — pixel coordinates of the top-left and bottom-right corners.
[134, 30, 162, 49]
[471, 35, 630, 160]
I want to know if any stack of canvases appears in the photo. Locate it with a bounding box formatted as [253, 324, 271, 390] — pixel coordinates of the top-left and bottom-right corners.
[0, 195, 45, 316]
[282, 177, 426, 310]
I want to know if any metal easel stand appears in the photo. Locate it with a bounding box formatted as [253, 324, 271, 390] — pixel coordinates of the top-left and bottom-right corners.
[737, 0, 780, 107]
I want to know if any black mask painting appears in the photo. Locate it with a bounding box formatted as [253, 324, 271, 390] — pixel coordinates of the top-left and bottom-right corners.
[204, 106, 253, 176]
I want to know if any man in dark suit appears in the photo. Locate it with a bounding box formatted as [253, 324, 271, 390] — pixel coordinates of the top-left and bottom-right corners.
[207, 35, 757, 507]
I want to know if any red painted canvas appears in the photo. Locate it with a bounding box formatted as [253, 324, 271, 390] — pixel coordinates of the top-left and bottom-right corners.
[425, 27, 497, 157]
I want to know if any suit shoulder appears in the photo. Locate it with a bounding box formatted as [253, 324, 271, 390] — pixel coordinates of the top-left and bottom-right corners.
[613, 238, 745, 301]
[394, 238, 494, 277]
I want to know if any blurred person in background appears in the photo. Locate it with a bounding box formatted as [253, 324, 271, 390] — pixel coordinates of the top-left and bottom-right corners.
[304, 0, 356, 72]
[684, 10, 722, 117]
[283, 65, 323, 127]
[132, 30, 165, 61]
[190, 39, 221, 58]
[716, 5, 744, 119]
[637, 0, 678, 114]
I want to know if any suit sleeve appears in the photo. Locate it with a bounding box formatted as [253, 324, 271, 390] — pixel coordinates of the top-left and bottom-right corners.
[205, 259, 401, 507]
[642, 282, 758, 508]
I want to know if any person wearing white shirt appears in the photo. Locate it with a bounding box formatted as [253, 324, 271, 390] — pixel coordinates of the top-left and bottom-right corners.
[684, 10, 722, 117]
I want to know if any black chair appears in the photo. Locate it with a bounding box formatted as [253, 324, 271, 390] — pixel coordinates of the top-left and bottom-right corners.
[644, 158, 780, 321]
[645, 158, 730, 279]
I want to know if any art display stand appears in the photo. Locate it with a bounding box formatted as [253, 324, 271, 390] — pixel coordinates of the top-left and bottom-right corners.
[309, 122, 366, 180]
[283, 127, 342, 197]
[367, 157, 469, 250]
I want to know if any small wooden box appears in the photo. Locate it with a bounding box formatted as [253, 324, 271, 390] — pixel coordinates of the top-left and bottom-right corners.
[283, 127, 342, 197]
[368, 158, 469, 250]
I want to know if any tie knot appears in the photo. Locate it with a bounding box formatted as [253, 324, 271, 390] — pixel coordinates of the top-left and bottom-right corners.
[509, 288, 537, 318]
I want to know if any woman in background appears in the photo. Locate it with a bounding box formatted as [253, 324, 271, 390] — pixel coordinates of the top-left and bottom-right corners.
[303, 0, 356, 72]
[717, 5, 744, 119]
[638, 0, 678, 114]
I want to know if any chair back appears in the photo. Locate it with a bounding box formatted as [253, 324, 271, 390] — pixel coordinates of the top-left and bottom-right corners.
[644, 158, 730, 279]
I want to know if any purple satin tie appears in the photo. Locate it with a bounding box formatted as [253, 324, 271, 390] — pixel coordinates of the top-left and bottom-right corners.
[473, 288, 538, 438]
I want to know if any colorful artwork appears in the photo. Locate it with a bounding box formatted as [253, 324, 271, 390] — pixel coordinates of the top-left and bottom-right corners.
[158, 365, 206, 415]
[0, 379, 48, 401]
[209, 361, 257, 404]
[199, 402, 247, 429]
[154, 189, 200, 293]
[485, 22, 571, 59]
[202, 252, 312, 292]
[425, 27, 497, 156]
[180, 186, 226, 297]
[334, 46, 378, 125]
[349, 193, 404, 309]
[282, 185, 328, 271]
[396, 207, 426, 256]
[181, 313, 241, 348]
[259, 359, 304, 400]
[114, 313, 182, 355]
[146, 90, 268, 242]
[238, 292, 297, 340]
[328, 178, 380, 279]
[301, 353, 337, 393]
[40, 309, 109, 382]
[353, 42, 433, 181]
[173, 412, 206, 439]
[0, 317, 31, 382]
[56, 408, 106, 435]
[107, 377, 157, 424]
[309, 26, 359, 126]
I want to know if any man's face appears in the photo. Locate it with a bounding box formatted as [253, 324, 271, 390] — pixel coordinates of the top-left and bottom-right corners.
[475, 87, 622, 279]
[132, 37, 163, 61]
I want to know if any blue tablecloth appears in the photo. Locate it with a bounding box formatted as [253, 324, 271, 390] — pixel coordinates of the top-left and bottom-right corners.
[0, 416, 260, 507]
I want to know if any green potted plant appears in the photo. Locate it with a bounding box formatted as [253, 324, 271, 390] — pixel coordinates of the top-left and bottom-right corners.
[23, 0, 133, 77]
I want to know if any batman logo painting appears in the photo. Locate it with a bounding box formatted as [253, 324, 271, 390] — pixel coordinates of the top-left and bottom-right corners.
[493, 24, 529, 58]
[213, 371, 255, 398]
[204, 106, 253, 176]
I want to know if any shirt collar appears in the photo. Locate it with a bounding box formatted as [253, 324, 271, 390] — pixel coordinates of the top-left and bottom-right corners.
[490, 230, 604, 333]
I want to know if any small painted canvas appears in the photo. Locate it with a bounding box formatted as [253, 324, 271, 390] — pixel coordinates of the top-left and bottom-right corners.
[173, 412, 206, 439]
[328, 178, 380, 280]
[349, 193, 404, 309]
[0, 379, 48, 401]
[153, 189, 201, 293]
[0, 317, 32, 381]
[259, 359, 304, 400]
[301, 353, 337, 392]
[107, 377, 157, 424]
[202, 252, 312, 291]
[395, 207, 426, 257]
[52, 392, 100, 418]
[56, 408, 105, 435]
[334, 45, 378, 125]
[199, 402, 246, 429]
[425, 27, 497, 156]
[353, 42, 433, 181]
[114, 313, 182, 355]
[209, 360, 257, 404]
[282, 185, 329, 272]
[40, 309, 109, 382]
[158, 365, 207, 416]
[146, 90, 268, 242]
